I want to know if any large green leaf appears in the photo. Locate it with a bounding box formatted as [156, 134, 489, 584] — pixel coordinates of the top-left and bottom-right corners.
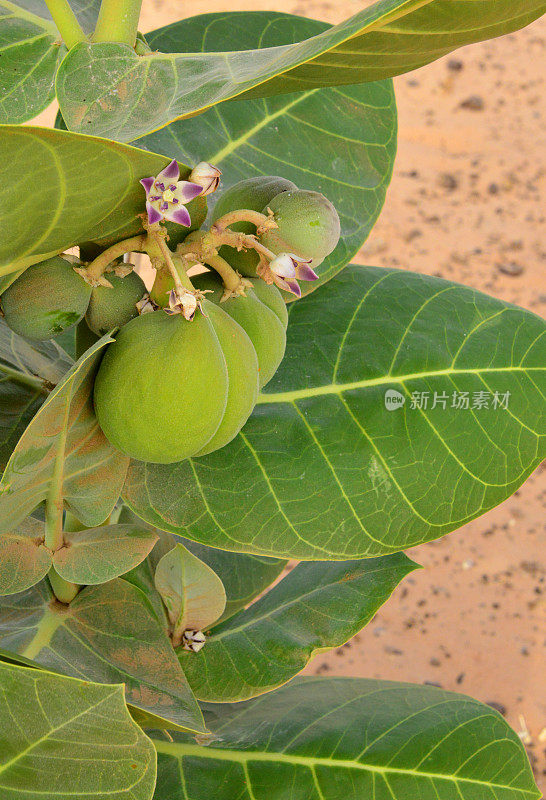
[0, 317, 72, 471]
[0, 0, 64, 125]
[0, 516, 51, 595]
[125, 265, 546, 560]
[0, 660, 156, 800]
[0, 578, 206, 733]
[136, 13, 397, 296]
[0, 125, 206, 276]
[55, 3, 545, 141]
[180, 554, 416, 702]
[152, 677, 539, 800]
[0, 334, 128, 531]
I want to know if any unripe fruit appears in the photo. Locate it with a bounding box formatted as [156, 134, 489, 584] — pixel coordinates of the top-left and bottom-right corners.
[93, 302, 259, 463]
[1, 255, 91, 341]
[212, 176, 297, 276]
[260, 190, 340, 268]
[193, 272, 286, 388]
[249, 279, 288, 328]
[85, 270, 147, 336]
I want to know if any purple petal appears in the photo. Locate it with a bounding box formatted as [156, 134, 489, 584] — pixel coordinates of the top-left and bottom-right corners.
[296, 264, 319, 282]
[285, 279, 302, 297]
[174, 181, 204, 203]
[165, 206, 192, 227]
[156, 159, 180, 182]
[140, 177, 154, 194]
[146, 202, 163, 225]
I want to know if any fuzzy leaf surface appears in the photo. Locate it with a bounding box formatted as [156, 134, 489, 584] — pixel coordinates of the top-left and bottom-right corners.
[55, 2, 545, 141]
[0, 578, 206, 733]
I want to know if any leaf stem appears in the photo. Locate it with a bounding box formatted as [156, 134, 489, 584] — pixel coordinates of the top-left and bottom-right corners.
[92, 0, 143, 46]
[212, 210, 272, 231]
[42, 0, 86, 48]
[0, 363, 50, 394]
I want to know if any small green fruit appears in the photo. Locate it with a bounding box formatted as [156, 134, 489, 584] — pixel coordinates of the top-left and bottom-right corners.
[1, 255, 91, 341]
[260, 190, 340, 268]
[212, 176, 298, 276]
[85, 270, 147, 336]
[93, 302, 259, 463]
[194, 272, 286, 388]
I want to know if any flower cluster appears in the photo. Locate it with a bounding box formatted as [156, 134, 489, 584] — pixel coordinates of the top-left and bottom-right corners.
[140, 160, 221, 227]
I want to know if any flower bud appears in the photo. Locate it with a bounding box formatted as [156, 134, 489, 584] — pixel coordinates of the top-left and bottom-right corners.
[267, 252, 318, 297]
[189, 161, 222, 196]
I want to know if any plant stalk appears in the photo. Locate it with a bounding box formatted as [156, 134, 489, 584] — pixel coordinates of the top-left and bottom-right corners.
[43, 0, 86, 48]
[84, 235, 146, 281]
[0, 364, 50, 394]
[92, 0, 143, 46]
[48, 568, 79, 604]
[212, 210, 272, 231]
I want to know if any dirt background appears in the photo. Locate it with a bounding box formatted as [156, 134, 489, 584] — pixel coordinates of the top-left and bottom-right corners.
[33, 0, 545, 790]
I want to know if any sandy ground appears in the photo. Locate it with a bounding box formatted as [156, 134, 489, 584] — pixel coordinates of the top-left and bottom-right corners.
[32, 0, 545, 790]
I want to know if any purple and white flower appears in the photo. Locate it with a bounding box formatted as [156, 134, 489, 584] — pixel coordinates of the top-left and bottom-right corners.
[189, 162, 222, 196]
[266, 252, 319, 297]
[140, 159, 203, 227]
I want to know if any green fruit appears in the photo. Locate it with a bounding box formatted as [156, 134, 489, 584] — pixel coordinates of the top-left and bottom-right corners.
[249, 279, 288, 328]
[93, 301, 259, 463]
[85, 270, 147, 336]
[75, 320, 100, 358]
[260, 190, 341, 268]
[212, 176, 298, 277]
[194, 272, 286, 388]
[1, 255, 92, 341]
[195, 303, 258, 456]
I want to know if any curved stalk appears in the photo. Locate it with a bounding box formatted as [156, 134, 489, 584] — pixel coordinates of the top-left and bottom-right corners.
[84, 234, 146, 281]
[212, 209, 271, 231]
[43, 0, 86, 48]
[48, 568, 79, 604]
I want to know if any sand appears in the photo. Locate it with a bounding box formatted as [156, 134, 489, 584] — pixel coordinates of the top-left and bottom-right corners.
[31, 1, 546, 790]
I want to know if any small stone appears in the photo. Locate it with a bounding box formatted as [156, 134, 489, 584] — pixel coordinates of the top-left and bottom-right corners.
[488, 182, 499, 194]
[497, 262, 525, 276]
[460, 95, 485, 111]
[447, 58, 464, 72]
[438, 173, 458, 191]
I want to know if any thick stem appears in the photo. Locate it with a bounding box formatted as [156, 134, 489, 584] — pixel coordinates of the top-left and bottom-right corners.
[212, 209, 271, 231]
[43, 0, 86, 48]
[92, 0, 143, 45]
[203, 253, 244, 293]
[217, 229, 278, 263]
[147, 231, 189, 297]
[48, 568, 79, 604]
[85, 235, 146, 281]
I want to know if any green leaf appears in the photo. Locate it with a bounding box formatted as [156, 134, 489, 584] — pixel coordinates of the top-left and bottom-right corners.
[0, 0, 64, 125]
[180, 554, 416, 702]
[155, 543, 226, 636]
[0, 125, 206, 277]
[0, 577, 206, 733]
[55, 3, 545, 141]
[0, 516, 51, 595]
[0, 660, 157, 800]
[54, 523, 159, 584]
[0, 317, 72, 471]
[152, 677, 539, 800]
[136, 12, 397, 297]
[124, 265, 546, 560]
[0, 334, 129, 531]
[120, 507, 287, 626]
[15, 0, 101, 34]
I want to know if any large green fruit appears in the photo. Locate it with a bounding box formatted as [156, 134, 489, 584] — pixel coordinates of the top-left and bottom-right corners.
[194, 272, 286, 388]
[195, 303, 258, 456]
[249, 279, 288, 328]
[93, 302, 258, 463]
[260, 190, 341, 268]
[85, 270, 147, 336]
[1, 255, 91, 340]
[212, 176, 297, 276]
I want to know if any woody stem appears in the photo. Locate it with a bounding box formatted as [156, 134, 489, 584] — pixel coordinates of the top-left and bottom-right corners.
[85, 235, 146, 280]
